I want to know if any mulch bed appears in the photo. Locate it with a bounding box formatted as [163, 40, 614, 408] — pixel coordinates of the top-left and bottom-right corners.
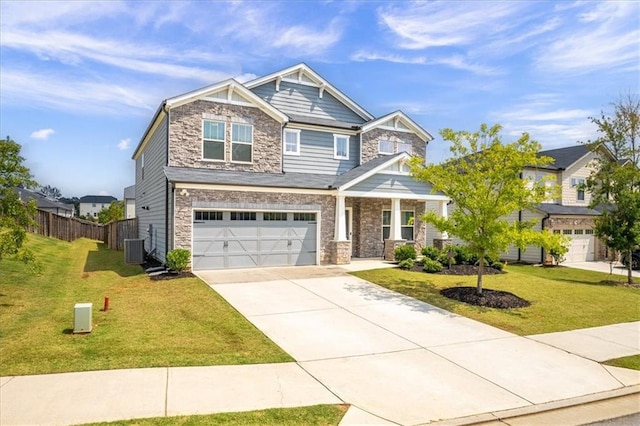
[150, 271, 195, 281]
[441, 287, 531, 309]
[411, 263, 504, 275]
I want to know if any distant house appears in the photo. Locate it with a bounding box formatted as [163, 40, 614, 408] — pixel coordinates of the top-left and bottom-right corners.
[123, 185, 135, 219]
[15, 187, 75, 217]
[79, 195, 117, 218]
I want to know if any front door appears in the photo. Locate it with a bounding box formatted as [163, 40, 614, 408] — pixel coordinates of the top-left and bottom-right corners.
[345, 207, 353, 255]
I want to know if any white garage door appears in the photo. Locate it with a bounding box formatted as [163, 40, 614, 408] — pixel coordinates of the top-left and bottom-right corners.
[192, 211, 318, 270]
[565, 230, 595, 262]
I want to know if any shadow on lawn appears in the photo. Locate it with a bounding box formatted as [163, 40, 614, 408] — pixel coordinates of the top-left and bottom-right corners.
[84, 242, 144, 278]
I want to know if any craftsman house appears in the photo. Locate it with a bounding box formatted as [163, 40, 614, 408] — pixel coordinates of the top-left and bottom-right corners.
[433, 144, 610, 263]
[132, 63, 448, 270]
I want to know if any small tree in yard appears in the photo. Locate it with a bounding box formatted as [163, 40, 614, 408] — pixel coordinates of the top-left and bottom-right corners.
[0, 137, 38, 267]
[97, 201, 124, 224]
[585, 94, 639, 285]
[411, 123, 565, 295]
[547, 233, 570, 265]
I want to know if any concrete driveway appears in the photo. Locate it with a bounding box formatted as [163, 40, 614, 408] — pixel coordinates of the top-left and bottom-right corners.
[564, 261, 640, 278]
[200, 265, 639, 425]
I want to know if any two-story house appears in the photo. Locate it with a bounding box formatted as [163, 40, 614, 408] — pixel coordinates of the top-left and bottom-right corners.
[14, 187, 75, 217]
[123, 185, 135, 219]
[433, 144, 608, 263]
[132, 63, 449, 270]
[79, 195, 117, 218]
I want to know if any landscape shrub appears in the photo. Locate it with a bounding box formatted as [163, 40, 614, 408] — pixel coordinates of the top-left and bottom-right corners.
[423, 258, 443, 273]
[166, 248, 191, 272]
[491, 261, 504, 271]
[452, 246, 474, 265]
[394, 245, 417, 262]
[398, 259, 415, 270]
[421, 246, 441, 261]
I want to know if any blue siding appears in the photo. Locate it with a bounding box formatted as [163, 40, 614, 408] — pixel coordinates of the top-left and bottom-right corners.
[251, 81, 366, 124]
[283, 129, 358, 175]
[136, 115, 168, 261]
[349, 174, 433, 196]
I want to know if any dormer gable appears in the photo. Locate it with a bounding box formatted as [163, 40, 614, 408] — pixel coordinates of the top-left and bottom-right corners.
[245, 63, 373, 122]
[361, 111, 433, 143]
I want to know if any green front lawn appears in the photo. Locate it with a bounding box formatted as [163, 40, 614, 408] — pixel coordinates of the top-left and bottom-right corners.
[0, 234, 292, 376]
[603, 355, 640, 371]
[352, 264, 640, 335]
[85, 405, 348, 426]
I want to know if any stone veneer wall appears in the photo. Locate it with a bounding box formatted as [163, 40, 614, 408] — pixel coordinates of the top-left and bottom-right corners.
[173, 189, 335, 264]
[329, 241, 352, 264]
[351, 198, 427, 258]
[168, 100, 282, 173]
[361, 128, 426, 164]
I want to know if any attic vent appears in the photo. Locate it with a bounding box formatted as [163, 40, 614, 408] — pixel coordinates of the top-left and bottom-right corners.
[124, 238, 145, 264]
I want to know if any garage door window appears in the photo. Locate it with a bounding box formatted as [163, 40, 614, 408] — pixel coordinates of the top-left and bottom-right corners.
[574, 229, 584, 235]
[264, 212, 287, 221]
[294, 213, 316, 221]
[563, 229, 572, 235]
[585, 229, 594, 235]
[230, 212, 256, 221]
[195, 211, 223, 221]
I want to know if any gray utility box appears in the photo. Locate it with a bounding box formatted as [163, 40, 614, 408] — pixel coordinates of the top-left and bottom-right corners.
[74, 303, 92, 333]
[124, 238, 145, 264]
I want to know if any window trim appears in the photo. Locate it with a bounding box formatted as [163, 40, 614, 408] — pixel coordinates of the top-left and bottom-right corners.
[202, 119, 226, 162]
[397, 141, 413, 155]
[283, 129, 301, 156]
[230, 123, 254, 164]
[381, 210, 415, 241]
[333, 134, 349, 160]
[378, 140, 394, 155]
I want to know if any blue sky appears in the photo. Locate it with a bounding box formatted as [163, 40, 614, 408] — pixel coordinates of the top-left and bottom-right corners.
[1, 0, 638, 199]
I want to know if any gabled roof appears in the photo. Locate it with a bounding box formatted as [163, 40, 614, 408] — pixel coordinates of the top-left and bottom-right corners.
[124, 185, 135, 199]
[533, 203, 601, 216]
[244, 63, 374, 122]
[360, 110, 434, 143]
[331, 152, 410, 190]
[535, 144, 617, 171]
[14, 188, 74, 212]
[80, 195, 117, 204]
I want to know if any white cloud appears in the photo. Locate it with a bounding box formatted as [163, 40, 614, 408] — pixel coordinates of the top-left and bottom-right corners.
[378, 1, 524, 49]
[351, 51, 426, 64]
[117, 138, 131, 150]
[30, 128, 55, 140]
[535, 2, 640, 74]
[273, 19, 343, 54]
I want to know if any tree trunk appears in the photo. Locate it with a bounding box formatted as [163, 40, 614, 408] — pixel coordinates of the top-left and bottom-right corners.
[628, 247, 634, 286]
[477, 252, 484, 295]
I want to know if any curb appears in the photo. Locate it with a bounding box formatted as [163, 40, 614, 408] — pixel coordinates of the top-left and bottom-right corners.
[425, 385, 640, 426]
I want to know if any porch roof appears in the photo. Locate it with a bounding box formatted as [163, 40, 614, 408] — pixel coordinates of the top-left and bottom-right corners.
[534, 203, 601, 216]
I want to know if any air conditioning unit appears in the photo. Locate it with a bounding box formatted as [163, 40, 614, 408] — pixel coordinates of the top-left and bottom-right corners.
[124, 238, 145, 264]
[74, 303, 92, 333]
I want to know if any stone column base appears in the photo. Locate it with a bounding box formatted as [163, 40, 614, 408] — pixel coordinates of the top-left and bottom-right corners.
[329, 240, 351, 264]
[433, 238, 452, 250]
[384, 240, 407, 261]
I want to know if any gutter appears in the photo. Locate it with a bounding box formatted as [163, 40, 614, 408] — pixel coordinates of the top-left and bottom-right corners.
[541, 212, 551, 264]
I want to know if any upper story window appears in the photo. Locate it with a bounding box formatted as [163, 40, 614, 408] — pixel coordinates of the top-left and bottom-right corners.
[571, 177, 586, 201]
[284, 129, 300, 156]
[334, 134, 349, 160]
[397, 142, 413, 154]
[231, 123, 253, 163]
[379, 140, 394, 155]
[203, 120, 225, 161]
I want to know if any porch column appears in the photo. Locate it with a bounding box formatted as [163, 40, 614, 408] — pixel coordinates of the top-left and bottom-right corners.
[334, 195, 347, 241]
[389, 198, 402, 240]
[438, 200, 448, 239]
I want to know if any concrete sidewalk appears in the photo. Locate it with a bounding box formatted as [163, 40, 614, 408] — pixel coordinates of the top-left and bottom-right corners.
[564, 261, 640, 278]
[2, 263, 638, 425]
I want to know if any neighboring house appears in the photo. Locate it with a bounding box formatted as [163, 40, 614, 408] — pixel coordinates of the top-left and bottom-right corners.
[132, 63, 449, 270]
[79, 195, 117, 218]
[434, 144, 610, 263]
[15, 187, 75, 217]
[123, 185, 135, 219]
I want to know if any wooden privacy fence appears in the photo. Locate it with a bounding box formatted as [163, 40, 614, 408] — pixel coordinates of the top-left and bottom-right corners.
[30, 210, 138, 250]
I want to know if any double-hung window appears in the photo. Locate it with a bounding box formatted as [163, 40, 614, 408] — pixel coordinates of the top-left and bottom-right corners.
[382, 210, 414, 241]
[379, 140, 394, 155]
[397, 142, 413, 154]
[231, 123, 253, 163]
[284, 129, 300, 155]
[334, 134, 349, 160]
[571, 177, 585, 201]
[203, 120, 225, 161]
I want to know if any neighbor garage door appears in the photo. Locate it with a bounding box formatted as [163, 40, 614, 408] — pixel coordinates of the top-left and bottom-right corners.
[564, 229, 595, 262]
[192, 211, 318, 270]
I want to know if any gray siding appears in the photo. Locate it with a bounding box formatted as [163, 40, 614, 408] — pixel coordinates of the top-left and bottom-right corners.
[251, 81, 366, 124]
[136, 115, 168, 262]
[283, 129, 358, 175]
[349, 174, 433, 196]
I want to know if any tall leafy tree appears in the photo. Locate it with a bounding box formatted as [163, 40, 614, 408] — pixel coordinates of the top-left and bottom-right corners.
[40, 184, 62, 199]
[97, 201, 124, 224]
[411, 124, 563, 295]
[0, 136, 38, 266]
[586, 94, 640, 284]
